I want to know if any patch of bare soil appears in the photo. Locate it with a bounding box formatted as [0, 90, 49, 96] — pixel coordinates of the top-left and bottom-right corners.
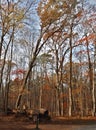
[0, 115, 96, 130]
[51, 116, 96, 125]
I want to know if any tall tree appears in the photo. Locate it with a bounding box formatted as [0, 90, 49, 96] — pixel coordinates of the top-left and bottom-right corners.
[0, 0, 38, 112]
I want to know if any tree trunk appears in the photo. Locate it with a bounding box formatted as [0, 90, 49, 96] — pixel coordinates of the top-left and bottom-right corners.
[69, 23, 73, 117]
[85, 34, 94, 116]
[92, 40, 96, 116]
[15, 30, 45, 108]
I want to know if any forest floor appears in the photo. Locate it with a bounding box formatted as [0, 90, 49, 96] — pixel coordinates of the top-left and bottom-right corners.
[0, 115, 96, 130]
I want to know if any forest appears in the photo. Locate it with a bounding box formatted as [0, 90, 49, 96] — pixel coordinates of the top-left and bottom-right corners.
[0, 0, 96, 118]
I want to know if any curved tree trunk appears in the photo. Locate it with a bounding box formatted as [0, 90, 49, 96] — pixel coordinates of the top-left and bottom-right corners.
[15, 30, 46, 109]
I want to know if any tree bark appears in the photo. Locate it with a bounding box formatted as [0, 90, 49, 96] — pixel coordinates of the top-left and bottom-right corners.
[69, 23, 73, 117]
[85, 34, 95, 116]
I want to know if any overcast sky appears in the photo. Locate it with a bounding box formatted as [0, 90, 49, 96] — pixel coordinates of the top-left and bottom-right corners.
[88, 0, 96, 4]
